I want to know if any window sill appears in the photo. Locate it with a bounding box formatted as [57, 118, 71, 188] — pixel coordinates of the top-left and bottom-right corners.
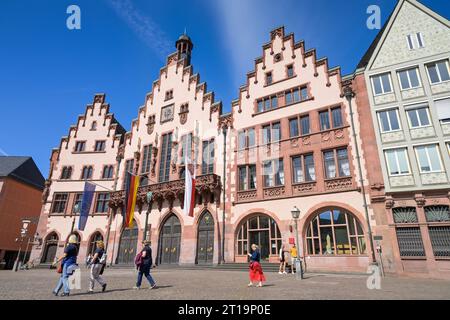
[72, 151, 107, 154]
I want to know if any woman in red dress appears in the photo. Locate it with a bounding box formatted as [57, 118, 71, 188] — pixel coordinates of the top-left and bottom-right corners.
[248, 244, 266, 287]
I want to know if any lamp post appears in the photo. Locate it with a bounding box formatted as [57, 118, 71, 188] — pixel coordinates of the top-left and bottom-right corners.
[291, 206, 303, 280]
[221, 125, 228, 264]
[14, 219, 31, 272]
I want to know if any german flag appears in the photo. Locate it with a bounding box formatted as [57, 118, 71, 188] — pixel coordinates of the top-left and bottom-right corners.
[123, 172, 140, 228]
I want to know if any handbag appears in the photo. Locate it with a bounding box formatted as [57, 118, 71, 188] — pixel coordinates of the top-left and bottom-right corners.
[56, 261, 63, 274]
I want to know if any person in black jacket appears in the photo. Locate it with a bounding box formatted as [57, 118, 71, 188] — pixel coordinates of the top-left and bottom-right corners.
[134, 240, 157, 290]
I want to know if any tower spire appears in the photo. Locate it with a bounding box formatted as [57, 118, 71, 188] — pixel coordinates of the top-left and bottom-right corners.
[176, 32, 193, 66]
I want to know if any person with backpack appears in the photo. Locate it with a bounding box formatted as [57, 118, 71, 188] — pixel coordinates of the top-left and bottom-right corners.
[133, 240, 157, 290]
[88, 240, 107, 294]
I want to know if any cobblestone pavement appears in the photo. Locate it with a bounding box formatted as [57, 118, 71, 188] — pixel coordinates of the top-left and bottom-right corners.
[0, 267, 450, 300]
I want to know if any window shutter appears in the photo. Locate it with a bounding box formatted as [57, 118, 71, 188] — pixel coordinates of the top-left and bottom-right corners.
[435, 98, 450, 121]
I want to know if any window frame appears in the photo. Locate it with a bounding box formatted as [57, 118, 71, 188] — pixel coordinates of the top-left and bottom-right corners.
[397, 67, 422, 91]
[262, 158, 284, 188]
[74, 141, 86, 152]
[322, 147, 351, 180]
[414, 144, 444, 174]
[291, 153, 316, 184]
[384, 147, 411, 176]
[81, 165, 93, 180]
[406, 106, 431, 129]
[426, 60, 450, 85]
[238, 164, 257, 191]
[370, 73, 393, 96]
[377, 108, 402, 133]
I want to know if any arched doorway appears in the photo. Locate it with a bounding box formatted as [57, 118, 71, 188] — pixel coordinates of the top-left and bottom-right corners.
[41, 232, 59, 263]
[87, 232, 104, 257]
[117, 220, 138, 265]
[236, 214, 282, 262]
[196, 211, 214, 264]
[158, 214, 181, 265]
[305, 208, 366, 255]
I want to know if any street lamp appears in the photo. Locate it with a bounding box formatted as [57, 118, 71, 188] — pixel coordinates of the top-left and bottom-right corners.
[291, 206, 303, 279]
[14, 219, 31, 272]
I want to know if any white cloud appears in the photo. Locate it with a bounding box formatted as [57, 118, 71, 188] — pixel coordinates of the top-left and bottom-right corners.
[106, 0, 172, 60]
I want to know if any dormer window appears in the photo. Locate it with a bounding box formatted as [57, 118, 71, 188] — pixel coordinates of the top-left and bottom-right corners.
[266, 72, 273, 85]
[165, 89, 174, 101]
[407, 32, 424, 50]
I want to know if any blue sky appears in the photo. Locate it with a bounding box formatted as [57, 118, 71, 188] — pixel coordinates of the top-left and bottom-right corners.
[0, 0, 448, 175]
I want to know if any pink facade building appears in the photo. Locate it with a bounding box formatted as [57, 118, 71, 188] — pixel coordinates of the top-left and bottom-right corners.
[30, 1, 450, 278]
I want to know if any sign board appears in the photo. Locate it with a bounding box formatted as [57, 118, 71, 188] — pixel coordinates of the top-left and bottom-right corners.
[373, 235, 383, 241]
[289, 237, 295, 245]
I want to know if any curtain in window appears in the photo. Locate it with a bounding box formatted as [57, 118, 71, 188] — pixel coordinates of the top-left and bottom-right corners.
[324, 151, 336, 178]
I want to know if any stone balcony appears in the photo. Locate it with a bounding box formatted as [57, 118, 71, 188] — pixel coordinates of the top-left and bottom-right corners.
[109, 173, 222, 211]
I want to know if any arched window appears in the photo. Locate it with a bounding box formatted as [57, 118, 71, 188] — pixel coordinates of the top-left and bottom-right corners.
[87, 232, 104, 257]
[305, 208, 366, 255]
[236, 214, 282, 261]
[424, 205, 450, 258]
[91, 121, 97, 130]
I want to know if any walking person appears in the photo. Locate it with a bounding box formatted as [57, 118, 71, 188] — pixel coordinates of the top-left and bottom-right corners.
[52, 234, 79, 297]
[278, 244, 287, 274]
[248, 244, 266, 287]
[290, 244, 298, 274]
[133, 240, 157, 290]
[88, 240, 107, 294]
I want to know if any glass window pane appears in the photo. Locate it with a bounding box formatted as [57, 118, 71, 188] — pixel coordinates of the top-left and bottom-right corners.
[417, 108, 430, 126]
[332, 107, 343, 128]
[320, 227, 334, 254]
[337, 149, 350, 177]
[428, 64, 440, 83]
[262, 126, 270, 144]
[289, 118, 299, 137]
[292, 157, 303, 183]
[399, 70, 410, 89]
[396, 149, 410, 174]
[264, 99, 270, 111]
[271, 96, 278, 109]
[239, 167, 247, 190]
[293, 89, 300, 102]
[437, 61, 450, 81]
[249, 165, 256, 189]
[381, 74, 392, 92]
[332, 209, 346, 224]
[285, 91, 292, 104]
[379, 111, 390, 132]
[388, 110, 400, 130]
[238, 131, 246, 149]
[304, 154, 315, 181]
[408, 69, 420, 88]
[275, 159, 284, 185]
[427, 145, 442, 171]
[319, 111, 330, 130]
[386, 150, 400, 175]
[416, 146, 430, 172]
[300, 115, 310, 135]
[259, 216, 269, 229]
[335, 226, 350, 254]
[249, 217, 258, 230]
[272, 123, 281, 141]
[407, 109, 420, 128]
[319, 211, 332, 225]
[248, 128, 255, 147]
[324, 151, 336, 179]
[372, 76, 383, 95]
[257, 101, 263, 113]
